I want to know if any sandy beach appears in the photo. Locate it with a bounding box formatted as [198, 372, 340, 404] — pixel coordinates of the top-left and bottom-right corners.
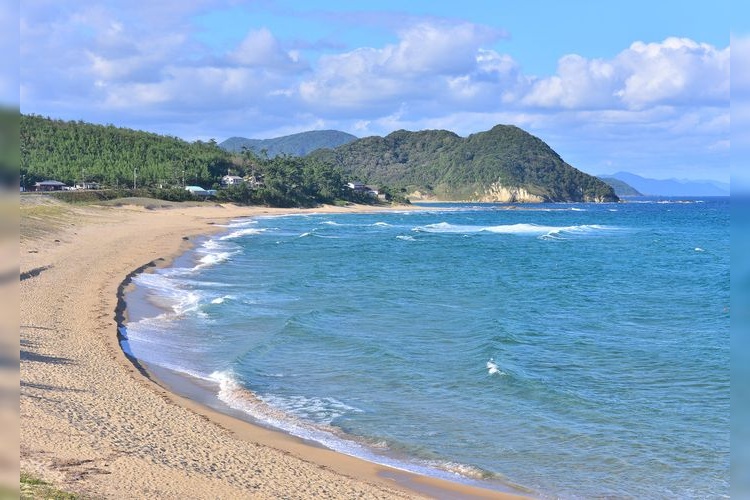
[20, 195, 527, 499]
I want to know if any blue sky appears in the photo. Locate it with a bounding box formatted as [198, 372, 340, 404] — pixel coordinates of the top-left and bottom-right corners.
[18, 1, 734, 182]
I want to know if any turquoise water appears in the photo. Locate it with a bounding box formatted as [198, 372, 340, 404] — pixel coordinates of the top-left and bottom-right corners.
[123, 198, 729, 499]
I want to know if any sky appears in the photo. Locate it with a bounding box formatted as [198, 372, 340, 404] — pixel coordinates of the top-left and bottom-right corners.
[16, 1, 736, 182]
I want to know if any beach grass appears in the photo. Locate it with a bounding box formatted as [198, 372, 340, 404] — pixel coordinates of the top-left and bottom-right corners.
[19, 473, 79, 500]
[96, 196, 209, 209]
[20, 196, 78, 241]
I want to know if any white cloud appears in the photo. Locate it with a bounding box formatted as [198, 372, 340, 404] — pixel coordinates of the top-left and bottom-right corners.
[230, 28, 308, 71]
[523, 55, 617, 109]
[524, 37, 729, 110]
[298, 21, 510, 112]
[616, 38, 729, 108]
[384, 21, 502, 75]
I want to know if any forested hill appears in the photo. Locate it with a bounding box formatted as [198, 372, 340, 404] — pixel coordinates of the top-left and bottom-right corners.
[21, 114, 233, 188]
[220, 130, 358, 157]
[309, 125, 618, 202]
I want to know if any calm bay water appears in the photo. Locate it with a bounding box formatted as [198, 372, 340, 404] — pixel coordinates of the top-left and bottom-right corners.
[123, 198, 729, 499]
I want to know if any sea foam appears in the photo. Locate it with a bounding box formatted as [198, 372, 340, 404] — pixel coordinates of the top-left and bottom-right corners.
[414, 222, 615, 239]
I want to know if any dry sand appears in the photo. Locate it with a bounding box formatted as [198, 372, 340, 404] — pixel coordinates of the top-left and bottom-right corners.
[20, 196, 529, 499]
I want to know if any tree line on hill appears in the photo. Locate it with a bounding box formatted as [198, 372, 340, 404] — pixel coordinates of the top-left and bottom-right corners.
[21, 114, 616, 206]
[20, 115, 403, 207]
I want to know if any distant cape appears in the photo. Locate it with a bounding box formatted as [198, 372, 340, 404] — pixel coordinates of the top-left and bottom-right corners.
[308, 124, 618, 203]
[600, 172, 729, 196]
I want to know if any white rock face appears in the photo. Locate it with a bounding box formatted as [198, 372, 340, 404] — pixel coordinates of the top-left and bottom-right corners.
[474, 183, 546, 203]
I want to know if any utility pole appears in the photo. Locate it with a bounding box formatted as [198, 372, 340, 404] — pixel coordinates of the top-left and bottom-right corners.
[133, 167, 137, 190]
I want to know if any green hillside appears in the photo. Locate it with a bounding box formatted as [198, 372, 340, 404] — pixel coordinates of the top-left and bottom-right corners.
[21, 114, 232, 188]
[19, 115, 383, 207]
[220, 130, 358, 157]
[309, 125, 618, 202]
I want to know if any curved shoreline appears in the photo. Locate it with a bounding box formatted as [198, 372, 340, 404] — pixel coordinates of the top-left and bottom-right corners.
[21, 198, 529, 499]
[117, 219, 534, 499]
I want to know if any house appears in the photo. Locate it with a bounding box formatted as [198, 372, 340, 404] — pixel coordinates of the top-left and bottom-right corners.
[347, 181, 367, 192]
[221, 175, 245, 186]
[74, 181, 101, 190]
[185, 186, 217, 198]
[347, 181, 380, 198]
[33, 180, 67, 192]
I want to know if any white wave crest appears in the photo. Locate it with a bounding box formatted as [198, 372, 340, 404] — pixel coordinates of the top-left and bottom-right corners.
[487, 357, 505, 376]
[539, 224, 614, 240]
[415, 222, 609, 237]
[211, 295, 235, 304]
[132, 272, 206, 316]
[198, 251, 234, 266]
[220, 227, 267, 240]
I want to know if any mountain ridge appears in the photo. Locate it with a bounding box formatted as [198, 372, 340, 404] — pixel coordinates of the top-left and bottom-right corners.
[220, 130, 358, 157]
[601, 172, 729, 196]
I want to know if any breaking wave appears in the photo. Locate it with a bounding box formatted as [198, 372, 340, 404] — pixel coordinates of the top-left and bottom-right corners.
[414, 222, 617, 239]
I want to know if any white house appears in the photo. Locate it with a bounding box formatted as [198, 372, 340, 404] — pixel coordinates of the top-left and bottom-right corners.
[73, 181, 101, 190]
[347, 181, 379, 198]
[221, 175, 245, 186]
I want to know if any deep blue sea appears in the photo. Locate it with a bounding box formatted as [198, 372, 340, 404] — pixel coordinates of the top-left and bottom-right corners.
[122, 198, 729, 499]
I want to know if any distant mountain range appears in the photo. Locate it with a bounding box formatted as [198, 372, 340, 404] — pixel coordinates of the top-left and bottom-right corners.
[599, 172, 729, 196]
[220, 130, 358, 157]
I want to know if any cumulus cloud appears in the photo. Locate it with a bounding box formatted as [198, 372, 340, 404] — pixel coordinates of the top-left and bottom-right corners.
[523, 37, 729, 110]
[230, 28, 308, 72]
[616, 38, 729, 108]
[298, 20, 515, 114]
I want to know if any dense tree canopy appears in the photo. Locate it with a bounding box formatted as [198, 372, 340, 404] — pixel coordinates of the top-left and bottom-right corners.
[309, 125, 619, 202]
[21, 114, 615, 205]
[20, 115, 396, 207]
[21, 115, 230, 189]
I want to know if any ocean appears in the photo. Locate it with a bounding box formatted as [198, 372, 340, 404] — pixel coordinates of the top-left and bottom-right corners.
[121, 198, 729, 499]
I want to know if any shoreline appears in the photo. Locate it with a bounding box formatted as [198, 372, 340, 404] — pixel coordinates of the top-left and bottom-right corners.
[119, 219, 533, 498]
[21, 197, 530, 499]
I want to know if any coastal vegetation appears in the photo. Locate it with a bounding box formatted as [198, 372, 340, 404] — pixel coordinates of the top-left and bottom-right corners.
[20, 472, 79, 499]
[21, 114, 616, 205]
[20, 115, 401, 207]
[310, 125, 618, 202]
